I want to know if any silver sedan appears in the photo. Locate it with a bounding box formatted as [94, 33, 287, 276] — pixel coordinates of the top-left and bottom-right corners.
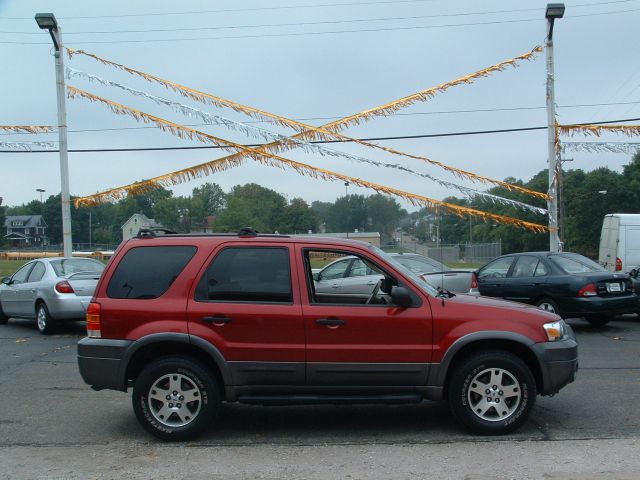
[0, 257, 104, 334]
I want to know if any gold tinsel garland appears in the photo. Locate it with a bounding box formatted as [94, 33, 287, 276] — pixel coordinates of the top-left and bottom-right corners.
[0, 125, 54, 134]
[66, 46, 548, 201]
[69, 87, 549, 233]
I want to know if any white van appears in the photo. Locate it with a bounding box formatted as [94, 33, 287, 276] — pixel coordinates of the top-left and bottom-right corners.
[599, 214, 640, 273]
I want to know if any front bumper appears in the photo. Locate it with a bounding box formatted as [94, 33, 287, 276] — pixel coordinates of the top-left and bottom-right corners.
[532, 325, 578, 395]
[77, 337, 133, 391]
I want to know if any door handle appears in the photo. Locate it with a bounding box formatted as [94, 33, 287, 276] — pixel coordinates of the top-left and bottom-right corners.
[202, 315, 232, 325]
[316, 318, 346, 327]
[331, 283, 340, 289]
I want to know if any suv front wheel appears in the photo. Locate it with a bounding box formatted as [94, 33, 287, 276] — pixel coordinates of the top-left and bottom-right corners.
[132, 356, 220, 441]
[447, 351, 536, 435]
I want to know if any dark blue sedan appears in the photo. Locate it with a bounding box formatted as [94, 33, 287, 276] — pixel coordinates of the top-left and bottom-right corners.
[477, 252, 638, 326]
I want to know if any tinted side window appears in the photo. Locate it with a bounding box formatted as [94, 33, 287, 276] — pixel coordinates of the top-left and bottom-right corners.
[107, 246, 196, 299]
[512, 256, 539, 278]
[478, 257, 514, 279]
[195, 247, 292, 303]
[27, 262, 46, 283]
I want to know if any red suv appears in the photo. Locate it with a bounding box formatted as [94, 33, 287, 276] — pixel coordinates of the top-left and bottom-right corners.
[78, 229, 578, 441]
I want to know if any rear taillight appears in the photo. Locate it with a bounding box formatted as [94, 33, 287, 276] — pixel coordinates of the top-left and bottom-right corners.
[470, 272, 478, 289]
[615, 257, 622, 271]
[86, 302, 101, 338]
[578, 283, 598, 297]
[55, 280, 75, 294]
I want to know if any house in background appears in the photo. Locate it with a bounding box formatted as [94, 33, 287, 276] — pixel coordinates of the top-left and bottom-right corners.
[121, 213, 165, 241]
[4, 215, 48, 248]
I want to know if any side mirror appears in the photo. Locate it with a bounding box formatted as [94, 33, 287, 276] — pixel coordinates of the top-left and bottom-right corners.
[1, 277, 11, 285]
[313, 272, 321, 281]
[630, 269, 638, 278]
[391, 286, 412, 308]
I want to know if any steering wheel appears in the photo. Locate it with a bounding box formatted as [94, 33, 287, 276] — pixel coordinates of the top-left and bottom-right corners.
[365, 279, 383, 305]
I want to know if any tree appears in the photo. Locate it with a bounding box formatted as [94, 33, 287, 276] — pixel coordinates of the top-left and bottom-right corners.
[279, 198, 318, 234]
[366, 194, 407, 238]
[325, 194, 368, 233]
[191, 183, 226, 217]
[214, 183, 287, 233]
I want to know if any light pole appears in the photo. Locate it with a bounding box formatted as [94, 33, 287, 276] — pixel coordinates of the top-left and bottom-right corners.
[545, 3, 565, 252]
[35, 13, 73, 257]
[36, 188, 46, 203]
[344, 182, 350, 238]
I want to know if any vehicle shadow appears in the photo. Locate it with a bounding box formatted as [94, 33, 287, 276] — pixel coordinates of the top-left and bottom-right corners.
[187, 401, 543, 445]
[4, 317, 86, 336]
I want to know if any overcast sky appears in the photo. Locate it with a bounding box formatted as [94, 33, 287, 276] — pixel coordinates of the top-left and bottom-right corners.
[1, 0, 639, 212]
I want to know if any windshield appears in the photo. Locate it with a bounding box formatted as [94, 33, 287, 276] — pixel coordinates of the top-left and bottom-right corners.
[371, 246, 439, 296]
[50, 258, 105, 277]
[550, 253, 606, 274]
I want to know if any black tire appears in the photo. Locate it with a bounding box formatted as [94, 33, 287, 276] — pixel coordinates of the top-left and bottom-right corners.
[36, 302, 56, 334]
[132, 356, 220, 441]
[536, 298, 562, 317]
[586, 315, 613, 327]
[447, 350, 537, 435]
[0, 301, 8, 325]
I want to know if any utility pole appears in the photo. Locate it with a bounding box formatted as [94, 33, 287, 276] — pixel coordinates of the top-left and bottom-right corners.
[545, 4, 565, 252]
[35, 13, 73, 257]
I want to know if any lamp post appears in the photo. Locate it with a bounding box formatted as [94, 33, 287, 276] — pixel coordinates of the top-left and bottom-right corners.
[344, 182, 350, 238]
[36, 188, 45, 203]
[545, 3, 565, 252]
[35, 13, 73, 257]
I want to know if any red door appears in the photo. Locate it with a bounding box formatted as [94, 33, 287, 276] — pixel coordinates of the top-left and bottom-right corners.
[296, 244, 434, 386]
[187, 242, 305, 385]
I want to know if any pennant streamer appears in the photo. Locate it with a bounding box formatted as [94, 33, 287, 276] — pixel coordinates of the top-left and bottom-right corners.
[74, 153, 549, 233]
[67, 46, 541, 133]
[0, 125, 54, 134]
[67, 69, 546, 215]
[558, 124, 640, 138]
[561, 142, 640, 155]
[68, 88, 549, 232]
[0, 141, 56, 151]
[66, 47, 548, 201]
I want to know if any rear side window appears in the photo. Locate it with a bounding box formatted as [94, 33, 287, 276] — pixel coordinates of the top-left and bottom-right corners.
[195, 247, 292, 303]
[107, 246, 196, 299]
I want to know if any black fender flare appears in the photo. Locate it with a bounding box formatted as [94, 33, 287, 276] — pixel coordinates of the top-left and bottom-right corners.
[430, 330, 537, 387]
[120, 332, 231, 387]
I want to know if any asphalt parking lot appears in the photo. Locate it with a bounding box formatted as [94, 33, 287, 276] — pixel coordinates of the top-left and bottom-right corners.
[0, 315, 639, 479]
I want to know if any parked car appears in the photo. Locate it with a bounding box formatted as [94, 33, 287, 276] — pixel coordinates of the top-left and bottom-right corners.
[314, 252, 474, 302]
[78, 229, 577, 441]
[477, 251, 637, 326]
[0, 257, 105, 334]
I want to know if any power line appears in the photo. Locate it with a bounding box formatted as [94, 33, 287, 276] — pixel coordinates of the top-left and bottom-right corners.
[2, 101, 639, 137]
[0, 0, 632, 21]
[3, 116, 639, 153]
[2, 7, 639, 45]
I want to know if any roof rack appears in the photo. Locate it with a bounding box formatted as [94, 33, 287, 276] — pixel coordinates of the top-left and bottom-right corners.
[137, 227, 178, 238]
[238, 227, 258, 237]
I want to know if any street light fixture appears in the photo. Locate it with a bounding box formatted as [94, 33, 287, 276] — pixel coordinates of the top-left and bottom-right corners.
[36, 188, 46, 203]
[545, 3, 565, 252]
[35, 13, 73, 257]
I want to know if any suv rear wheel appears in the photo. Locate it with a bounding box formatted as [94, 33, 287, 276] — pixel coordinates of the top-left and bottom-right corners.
[132, 356, 220, 441]
[447, 351, 536, 435]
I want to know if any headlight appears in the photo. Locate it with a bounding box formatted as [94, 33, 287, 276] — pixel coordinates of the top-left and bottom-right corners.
[543, 320, 568, 342]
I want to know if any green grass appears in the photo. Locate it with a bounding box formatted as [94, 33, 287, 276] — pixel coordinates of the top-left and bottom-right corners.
[0, 260, 28, 278]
